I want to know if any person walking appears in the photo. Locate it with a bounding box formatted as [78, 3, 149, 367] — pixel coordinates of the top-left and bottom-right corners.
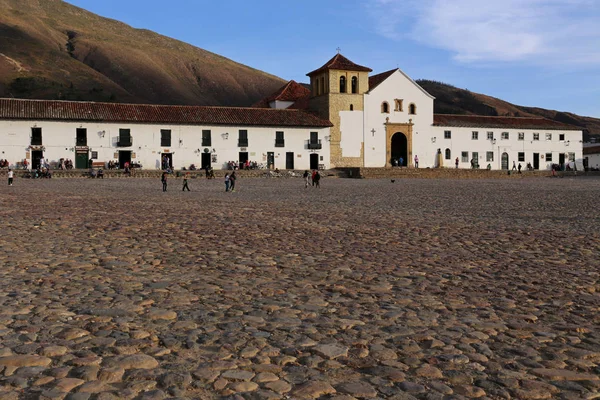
[303, 170, 310, 188]
[414, 155, 419, 168]
[161, 172, 168, 192]
[313, 170, 321, 188]
[455, 157, 459, 168]
[311, 170, 317, 186]
[182, 173, 190, 191]
[224, 173, 230, 192]
[512, 161, 517, 171]
[230, 171, 237, 192]
[518, 163, 522, 174]
[7, 168, 13, 186]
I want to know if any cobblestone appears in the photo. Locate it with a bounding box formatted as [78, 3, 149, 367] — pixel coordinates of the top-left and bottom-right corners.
[0, 177, 599, 399]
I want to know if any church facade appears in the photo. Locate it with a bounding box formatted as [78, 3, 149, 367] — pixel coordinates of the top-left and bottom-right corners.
[0, 53, 583, 171]
[296, 54, 583, 170]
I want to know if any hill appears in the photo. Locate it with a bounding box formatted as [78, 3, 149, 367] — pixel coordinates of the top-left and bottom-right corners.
[417, 80, 600, 140]
[0, 0, 285, 106]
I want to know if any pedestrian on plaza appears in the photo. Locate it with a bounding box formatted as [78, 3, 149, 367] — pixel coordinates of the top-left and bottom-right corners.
[303, 170, 310, 188]
[414, 155, 419, 168]
[230, 171, 237, 192]
[455, 157, 459, 168]
[512, 161, 517, 171]
[399, 156, 404, 168]
[518, 163, 522, 174]
[313, 170, 321, 188]
[161, 172, 168, 192]
[224, 173, 230, 192]
[7, 168, 13, 186]
[182, 173, 190, 191]
[311, 170, 317, 186]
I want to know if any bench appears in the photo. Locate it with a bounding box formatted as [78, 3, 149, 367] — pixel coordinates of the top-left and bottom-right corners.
[92, 161, 105, 168]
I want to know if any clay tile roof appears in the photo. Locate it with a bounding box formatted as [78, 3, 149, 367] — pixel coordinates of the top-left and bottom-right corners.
[369, 69, 398, 91]
[252, 80, 311, 108]
[0, 98, 332, 128]
[307, 53, 372, 76]
[583, 145, 600, 155]
[433, 114, 582, 131]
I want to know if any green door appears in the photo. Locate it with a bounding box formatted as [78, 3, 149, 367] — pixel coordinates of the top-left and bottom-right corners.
[75, 152, 89, 169]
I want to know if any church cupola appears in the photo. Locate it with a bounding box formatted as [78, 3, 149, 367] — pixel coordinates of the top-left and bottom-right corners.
[306, 53, 372, 97]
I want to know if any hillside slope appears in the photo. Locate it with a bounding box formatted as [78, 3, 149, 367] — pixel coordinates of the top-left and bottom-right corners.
[417, 80, 600, 139]
[0, 0, 285, 106]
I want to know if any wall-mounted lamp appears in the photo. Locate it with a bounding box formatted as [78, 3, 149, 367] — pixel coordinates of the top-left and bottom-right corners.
[492, 138, 497, 145]
[69, 147, 74, 151]
[212, 148, 216, 153]
[33, 123, 37, 128]
[179, 139, 183, 145]
[324, 136, 330, 141]
[431, 137, 436, 143]
[565, 140, 570, 146]
[98, 130, 106, 138]
[222, 132, 229, 140]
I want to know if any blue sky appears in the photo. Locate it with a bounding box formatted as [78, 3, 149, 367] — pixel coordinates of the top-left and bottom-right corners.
[65, 0, 599, 118]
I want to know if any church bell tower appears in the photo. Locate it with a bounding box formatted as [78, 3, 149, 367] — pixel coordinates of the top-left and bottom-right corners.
[307, 53, 372, 168]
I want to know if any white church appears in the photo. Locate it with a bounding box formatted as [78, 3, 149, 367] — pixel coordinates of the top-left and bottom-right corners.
[0, 53, 583, 171]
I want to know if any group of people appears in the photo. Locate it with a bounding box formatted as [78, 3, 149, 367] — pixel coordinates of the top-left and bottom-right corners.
[0, 159, 10, 169]
[303, 170, 321, 188]
[57, 158, 74, 170]
[161, 171, 191, 192]
[227, 160, 262, 170]
[224, 171, 237, 192]
[89, 168, 104, 178]
[392, 155, 420, 168]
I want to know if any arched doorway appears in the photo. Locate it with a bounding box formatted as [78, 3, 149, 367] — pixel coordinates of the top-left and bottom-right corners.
[501, 152, 509, 170]
[391, 132, 408, 166]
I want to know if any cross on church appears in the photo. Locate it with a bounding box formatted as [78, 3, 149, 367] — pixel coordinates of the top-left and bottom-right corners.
[371, 129, 376, 137]
[336, 47, 341, 54]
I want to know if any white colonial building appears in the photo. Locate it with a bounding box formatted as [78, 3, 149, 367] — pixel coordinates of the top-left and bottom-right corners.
[0, 53, 583, 171]
[0, 100, 331, 171]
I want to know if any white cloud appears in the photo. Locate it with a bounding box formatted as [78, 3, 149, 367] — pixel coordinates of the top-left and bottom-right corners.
[367, 0, 600, 66]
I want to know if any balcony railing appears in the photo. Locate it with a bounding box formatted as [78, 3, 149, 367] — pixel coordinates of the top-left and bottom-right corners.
[275, 140, 285, 147]
[238, 139, 249, 147]
[307, 139, 322, 150]
[117, 137, 133, 147]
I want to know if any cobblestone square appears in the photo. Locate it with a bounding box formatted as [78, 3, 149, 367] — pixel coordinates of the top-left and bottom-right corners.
[0, 177, 599, 399]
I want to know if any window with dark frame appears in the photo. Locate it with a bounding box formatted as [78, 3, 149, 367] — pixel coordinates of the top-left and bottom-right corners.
[202, 130, 212, 147]
[31, 127, 42, 145]
[518, 132, 524, 141]
[238, 130, 248, 147]
[518, 152, 525, 162]
[340, 76, 346, 93]
[408, 103, 416, 114]
[486, 152, 494, 162]
[461, 151, 469, 163]
[91, 151, 98, 159]
[559, 133, 565, 141]
[381, 102, 389, 113]
[160, 129, 172, 147]
[275, 131, 285, 147]
[351, 76, 358, 93]
[472, 131, 478, 140]
[444, 130, 451, 139]
[487, 131, 494, 140]
[501, 132, 509, 140]
[76, 128, 87, 146]
[546, 153, 553, 162]
[533, 133, 540, 141]
[445, 149, 451, 160]
[118, 129, 131, 147]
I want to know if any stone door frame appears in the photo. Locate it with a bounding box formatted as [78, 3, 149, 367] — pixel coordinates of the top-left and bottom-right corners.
[385, 120, 414, 168]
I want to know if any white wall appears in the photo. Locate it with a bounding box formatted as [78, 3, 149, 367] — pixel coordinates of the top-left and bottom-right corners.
[339, 111, 363, 157]
[0, 120, 330, 170]
[363, 70, 435, 167]
[430, 127, 583, 170]
[585, 153, 600, 170]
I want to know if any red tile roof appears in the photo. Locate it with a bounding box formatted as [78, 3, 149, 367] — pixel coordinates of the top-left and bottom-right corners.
[252, 80, 311, 108]
[307, 53, 372, 76]
[0, 98, 332, 128]
[583, 145, 600, 155]
[369, 69, 398, 91]
[433, 114, 581, 131]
